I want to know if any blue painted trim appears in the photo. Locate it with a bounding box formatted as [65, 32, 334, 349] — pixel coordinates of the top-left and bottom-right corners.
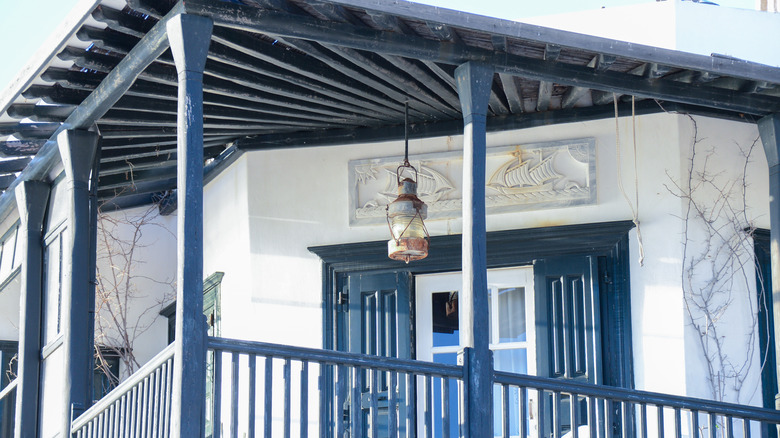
[753, 229, 778, 438]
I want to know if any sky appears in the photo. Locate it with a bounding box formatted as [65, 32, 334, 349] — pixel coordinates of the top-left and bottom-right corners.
[0, 0, 760, 94]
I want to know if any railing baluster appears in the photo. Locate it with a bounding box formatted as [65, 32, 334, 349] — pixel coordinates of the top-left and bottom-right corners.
[537, 390, 546, 438]
[117, 394, 124, 438]
[125, 387, 137, 438]
[145, 374, 153, 438]
[351, 366, 364, 438]
[141, 378, 149, 438]
[587, 396, 596, 438]
[725, 416, 734, 438]
[151, 367, 161, 438]
[692, 410, 700, 438]
[388, 371, 398, 438]
[425, 374, 433, 438]
[371, 368, 380, 437]
[231, 352, 240, 438]
[605, 399, 615, 438]
[622, 401, 631, 438]
[743, 418, 751, 438]
[572, 395, 580, 438]
[639, 404, 647, 438]
[502, 384, 510, 438]
[164, 357, 174, 436]
[108, 404, 116, 438]
[337, 365, 347, 438]
[95, 411, 102, 438]
[554, 391, 562, 438]
[117, 394, 125, 438]
[442, 377, 451, 438]
[709, 413, 717, 438]
[248, 354, 257, 438]
[300, 361, 309, 438]
[214, 349, 223, 438]
[409, 373, 417, 438]
[658, 406, 665, 438]
[265, 356, 274, 438]
[284, 359, 292, 438]
[674, 408, 682, 438]
[520, 387, 528, 438]
[129, 388, 137, 438]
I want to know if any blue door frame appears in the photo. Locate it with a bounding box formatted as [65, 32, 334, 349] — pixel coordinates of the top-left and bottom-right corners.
[311, 221, 635, 438]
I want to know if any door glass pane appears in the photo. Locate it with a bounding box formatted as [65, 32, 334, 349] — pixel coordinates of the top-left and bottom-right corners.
[431, 291, 459, 348]
[498, 287, 526, 343]
[494, 348, 528, 374]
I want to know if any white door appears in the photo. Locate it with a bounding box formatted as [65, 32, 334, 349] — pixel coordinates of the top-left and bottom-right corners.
[416, 266, 537, 438]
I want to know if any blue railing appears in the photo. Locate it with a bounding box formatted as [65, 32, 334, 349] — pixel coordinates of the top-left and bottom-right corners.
[64, 337, 780, 437]
[70, 343, 175, 438]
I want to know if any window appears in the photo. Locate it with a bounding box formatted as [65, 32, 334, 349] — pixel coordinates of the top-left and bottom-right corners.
[42, 230, 64, 345]
[417, 267, 536, 437]
[93, 348, 121, 403]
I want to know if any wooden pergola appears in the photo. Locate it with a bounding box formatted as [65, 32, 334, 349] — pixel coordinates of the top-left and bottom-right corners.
[1, 0, 779, 436]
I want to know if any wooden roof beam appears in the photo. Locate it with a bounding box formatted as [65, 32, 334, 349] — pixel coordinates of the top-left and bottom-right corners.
[537, 44, 561, 112]
[0, 157, 32, 174]
[304, 2, 460, 118]
[92, 5, 153, 39]
[0, 139, 46, 156]
[323, 45, 458, 118]
[498, 73, 524, 113]
[562, 55, 616, 109]
[99, 110, 344, 130]
[7, 104, 76, 123]
[187, 0, 780, 115]
[367, 11, 414, 34]
[61, 46, 387, 123]
[40, 68, 361, 124]
[210, 27, 404, 115]
[80, 24, 403, 120]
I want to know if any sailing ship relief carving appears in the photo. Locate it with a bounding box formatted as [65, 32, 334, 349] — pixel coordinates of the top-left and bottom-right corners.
[349, 138, 596, 225]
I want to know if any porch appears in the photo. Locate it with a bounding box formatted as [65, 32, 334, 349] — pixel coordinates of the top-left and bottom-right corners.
[0, 0, 779, 437]
[56, 336, 779, 438]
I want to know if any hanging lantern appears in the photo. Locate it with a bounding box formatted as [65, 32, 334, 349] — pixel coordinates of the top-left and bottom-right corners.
[386, 102, 429, 263]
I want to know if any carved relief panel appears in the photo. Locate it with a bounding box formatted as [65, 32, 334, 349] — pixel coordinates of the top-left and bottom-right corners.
[348, 138, 596, 225]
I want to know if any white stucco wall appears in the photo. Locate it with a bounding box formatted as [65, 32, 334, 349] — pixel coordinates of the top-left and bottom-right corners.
[200, 111, 769, 414]
[94, 204, 177, 379]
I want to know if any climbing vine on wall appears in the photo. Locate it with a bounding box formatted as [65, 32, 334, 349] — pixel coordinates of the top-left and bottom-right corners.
[94, 202, 175, 386]
[666, 115, 768, 405]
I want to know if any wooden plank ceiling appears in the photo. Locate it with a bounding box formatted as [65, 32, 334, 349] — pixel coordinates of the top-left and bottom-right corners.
[1, 0, 779, 210]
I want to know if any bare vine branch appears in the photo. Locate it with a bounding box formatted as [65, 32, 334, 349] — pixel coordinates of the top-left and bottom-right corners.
[94, 202, 175, 385]
[666, 115, 766, 405]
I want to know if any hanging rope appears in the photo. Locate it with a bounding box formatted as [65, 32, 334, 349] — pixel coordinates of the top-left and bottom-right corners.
[404, 100, 410, 165]
[614, 94, 645, 266]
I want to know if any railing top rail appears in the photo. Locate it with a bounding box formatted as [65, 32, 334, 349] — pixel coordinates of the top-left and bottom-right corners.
[207, 336, 463, 379]
[0, 378, 17, 401]
[71, 342, 176, 431]
[494, 371, 780, 424]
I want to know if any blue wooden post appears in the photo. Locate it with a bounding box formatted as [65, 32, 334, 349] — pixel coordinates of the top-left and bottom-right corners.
[167, 13, 213, 438]
[758, 114, 780, 416]
[57, 129, 99, 434]
[455, 61, 494, 437]
[13, 181, 50, 438]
